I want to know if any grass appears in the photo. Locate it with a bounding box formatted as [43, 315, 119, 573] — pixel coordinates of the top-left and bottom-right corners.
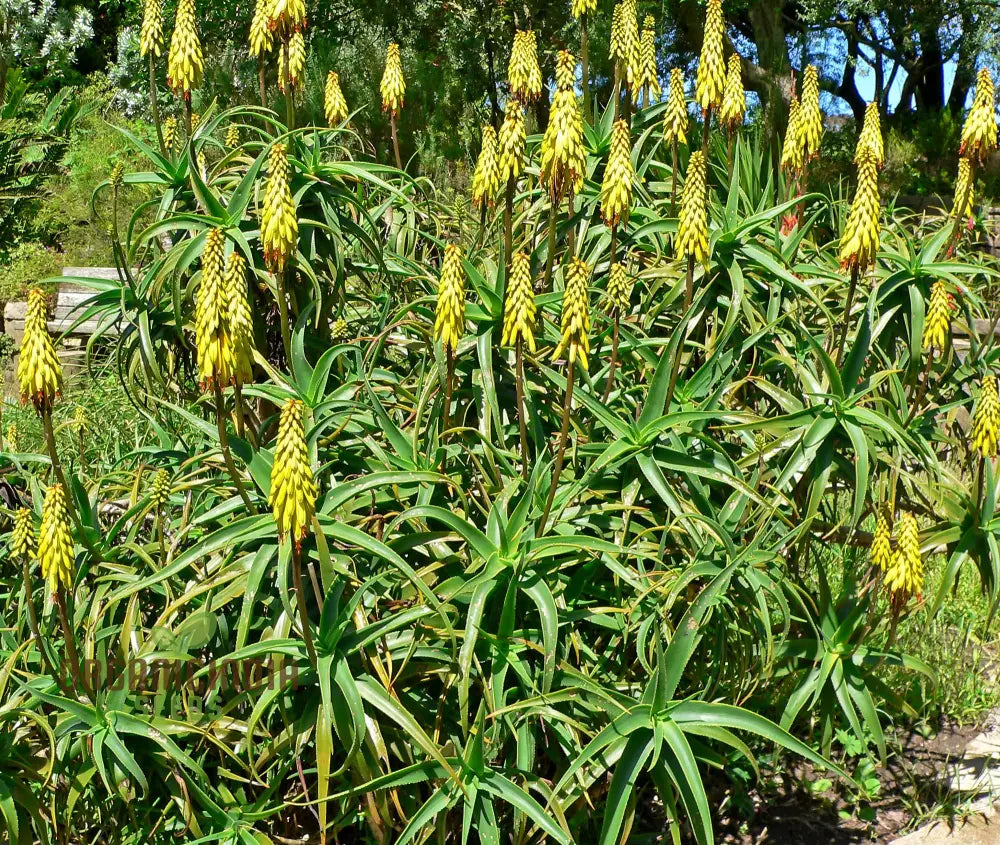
[900, 558, 1000, 727]
[2, 363, 169, 476]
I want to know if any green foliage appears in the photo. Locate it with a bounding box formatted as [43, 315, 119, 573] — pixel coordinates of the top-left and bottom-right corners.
[32, 74, 152, 265]
[0, 69, 85, 246]
[0, 241, 60, 306]
[2, 60, 1000, 845]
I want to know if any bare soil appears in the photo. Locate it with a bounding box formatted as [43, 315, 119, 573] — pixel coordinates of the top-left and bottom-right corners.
[712, 718, 990, 844]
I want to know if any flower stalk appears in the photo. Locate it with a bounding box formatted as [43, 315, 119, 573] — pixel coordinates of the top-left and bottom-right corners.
[541, 258, 591, 529]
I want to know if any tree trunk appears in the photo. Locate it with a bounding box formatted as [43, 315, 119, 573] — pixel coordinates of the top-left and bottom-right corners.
[746, 4, 792, 133]
[484, 34, 501, 130]
[947, 6, 976, 113]
[836, 22, 867, 125]
[914, 25, 944, 112]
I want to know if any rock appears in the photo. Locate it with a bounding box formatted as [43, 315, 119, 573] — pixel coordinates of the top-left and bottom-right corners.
[891, 808, 1000, 844]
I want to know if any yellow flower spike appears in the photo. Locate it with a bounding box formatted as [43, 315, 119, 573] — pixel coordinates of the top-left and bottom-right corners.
[381, 43, 405, 115]
[572, 0, 596, 17]
[280, 29, 306, 93]
[110, 162, 125, 192]
[140, 0, 164, 58]
[719, 53, 745, 132]
[434, 245, 467, 354]
[331, 318, 349, 343]
[870, 509, 892, 572]
[636, 16, 660, 104]
[607, 262, 632, 317]
[225, 124, 240, 149]
[261, 143, 297, 273]
[553, 258, 592, 370]
[269, 398, 317, 546]
[73, 405, 87, 434]
[620, 0, 641, 97]
[190, 112, 201, 133]
[695, 0, 725, 112]
[508, 30, 542, 104]
[162, 116, 177, 152]
[609, 4, 625, 65]
[952, 156, 975, 225]
[854, 102, 883, 169]
[225, 251, 255, 385]
[838, 154, 880, 271]
[799, 65, 823, 160]
[195, 228, 235, 391]
[502, 252, 536, 352]
[6, 424, 19, 452]
[249, 0, 274, 57]
[11, 508, 35, 560]
[167, 0, 203, 98]
[922, 280, 953, 353]
[662, 69, 688, 145]
[150, 469, 172, 512]
[971, 374, 1000, 459]
[780, 96, 803, 174]
[324, 71, 348, 126]
[38, 483, 74, 593]
[960, 69, 998, 165]
[676, 150, 709, 265]
[601, 119, 634, 227]
[18, 289, 63, 413]
[540, 50, 586, 201]
[498, 100, 525, 183]
[885, 512, 922, 600]
[267, 0, 306, 32]
[471, 124, 501, 209]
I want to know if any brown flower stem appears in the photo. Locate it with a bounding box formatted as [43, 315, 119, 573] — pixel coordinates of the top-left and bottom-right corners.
[42, 408, 68, 489]
[275, 268, 293, 365]
[835, 264, 861, 368]
[663, 255, 694, 414]
[670, 138, 679, 218]
[609, 222, 618, 269]
[904, 354, 935, 426]
[727, 132, 735, 178]
[701, 105, 713, 158]
[542, 199, 559, 292]
[601, 318, 621, 404]
[566, 189, 576, 255]
[390, 113, 402, 170]
[184, 98, 193, 139]
[683, 252, 694, 312]
[233, 383, 254, 445]
[539, 358, 576, 532]
[502, 176, 515, 286]
[157, 510, 166, 563]
[21, 558, 63, 690]
[613, 65, 621, 122]
[149, 54, 165, 156]
[258, 55, 268, 109]
[290, 541, 317, 668]
[515, 341, 529, 480]
[976, 454, 986, 515]
[55, 587, 90, 700]
[213, 384, 254, 510]
[476, 203, 487, 251]
[442, 346, 455, 439]
[581, 17, 591, 124]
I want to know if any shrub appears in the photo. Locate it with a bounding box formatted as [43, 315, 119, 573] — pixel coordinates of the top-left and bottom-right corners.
[2, 17, 1000, 845]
